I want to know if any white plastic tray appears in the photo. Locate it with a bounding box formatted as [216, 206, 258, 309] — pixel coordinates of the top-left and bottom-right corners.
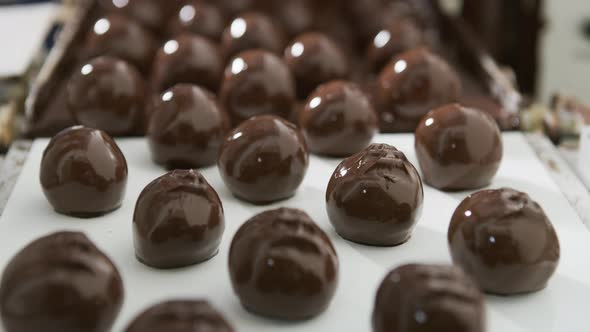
[0, 133, 589, 332]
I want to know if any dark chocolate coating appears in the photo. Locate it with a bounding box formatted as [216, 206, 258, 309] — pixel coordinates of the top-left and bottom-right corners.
[415, 104, 503, 191]
[220, 50, 296, 125]
[376, 48, 461, 132]
[151, 34, 223, 93]
[125, 300, 234, 332]
[98, 0, 179, 33]
[82, 14, 157, 74]
[448, 188, 561, 295]
[67, 56, 145, 136]
[40, 126, 128, 217]
[229, 208, 339, 320]
[367, 19, 426, 73]
[218, 115, 308, 204]
[220, 12, 285, 60]
[326, 143, 423, 246]
[0, 232, 124, 332]
[373, 264, 485, 332]
[133, 169, 225, 269]
[168, 0, 224, 41]
[299, 81, 377, 157]
[207, 0, 254, 19]
[148, 84, 230, 169]
[284, 32, 350, 99]
[255, 0, 314, 38]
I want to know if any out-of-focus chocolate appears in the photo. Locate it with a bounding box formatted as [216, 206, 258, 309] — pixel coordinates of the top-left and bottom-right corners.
[206, 0, 254, 19]
[125, 300, 234, 332]
[151, 34, 223, 93]
[367, 19, 426, 73]
[376, 48, 461, 132]
[218, 115, 308, 204]
[67, 56, 145, 136]
[148, 84, 230, 169]
[373, 264, 485, 332]
[255, 0, 314, 38]
[98, 0, 180, 33]
[133, 169, 225, 269]
[220, 12, 285, 61]
[81, 14, 157, 74]
[448, 188, 560, 295]
[299, 81, 377, 157]
[415, 104, 503, 191]
[0, 231, 124, 332]
[220, 50, 296, 125]
[284, 32, 349, 99]
[168, 0, 225, 41]
[326, 143, 423, 246]
[40, 126, 128, 217]
[229, 208, 339, 320]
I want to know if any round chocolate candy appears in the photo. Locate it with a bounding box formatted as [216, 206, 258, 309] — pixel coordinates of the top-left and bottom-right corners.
[255, 0, 314, 39]
[415, 104, 503, 191]
[0, 231, 124, 332]
[218, 115, 308, 204]
[133, 169, 225, 269]
[229, 208, 339, 320]
[448, 188, 560, 295]
[148, 84, 230, 169]
[284, 32, 349, 99]
[125, 300, 234, 332]
[376, 48, 461, 132]
[220, 50, 296, 125]
[220, 12, 285, 60]
[168, 0, 225, 41]
[326, 143, 423, 246]
[40, 126, 128, 217]
[98, 0, 179, 33]
[82, 14, 157, 74]
[67, 56, 145, 136]
[151, 34, 223, 93]
[373, 264, 485, 332]
[367, 19, 426, 73]
[299, 81, 377, 157]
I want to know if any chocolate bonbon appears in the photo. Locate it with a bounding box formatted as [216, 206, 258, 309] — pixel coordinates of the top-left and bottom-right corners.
[367, 19, 426, 73]
[168, 0, 225, 41]
[220, 12, 285, 61]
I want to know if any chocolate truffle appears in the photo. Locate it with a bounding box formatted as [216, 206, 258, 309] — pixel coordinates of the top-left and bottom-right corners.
[133, 170, 224, 269]
[376, 48, 461, 132]
[98, 0, 178, 33]
[40, 126, 128, 217]
[125, 300, 234, 332]
[168, 1, 225, 41]
[448, 188, 561, 295]
[367, 19, 426, 73]
[284, 32, 350, 99]
[255, 0, 314, 38]
[229, 208, 339, 320]
[220, 12, 285, 60]
[373, 264, 485, 332]
[220, 50, 296, 125]
[82, 14, 157, 74]
[151, 34, 223, 93]
[0, 231, 124, 332]
[415, 104, 503, 191]
[218, 115, 308, 204]
[299, 81, 377, 157]
[326, 143, 423, 246]
[67, 56, 145, 136]
[148, 84, 230, 169]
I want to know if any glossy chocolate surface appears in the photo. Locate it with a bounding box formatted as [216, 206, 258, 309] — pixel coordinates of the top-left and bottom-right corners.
[125, 300, 234, 332]
[99, 0, 179, 33]
[367, 19, 426, 73]
[151, 34, 223, 93]
[255, 0, 314, 38]
[284, 32, 350, 99]
[67, 56, 145, 136]
[449, 188, 560, 295]
[168, 0, 225, 41]
[229, 208, 339, 320]
[220, 12, 285, 61]
[220, 50, 296, 125]
[148, 84, 230, 169]
[376, 48, 461, 132]
[415, 104, 503, 191]
[40, 126, 128, 217]
[299, 81, 377, 157]
[133, 169, 225, 269]
[0, 231, 124, 332]
[218, 115, 308, 204]
[373, 264, 485, 332]
[82, 14, 157, 74]
[326, 143, 423, 246]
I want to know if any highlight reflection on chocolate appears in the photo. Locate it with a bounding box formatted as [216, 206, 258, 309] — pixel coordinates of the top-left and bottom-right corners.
[98, 0, 179, 33]
[229, 208, 339, 320]
[168, 1, 225, 41]
[220, 12, 285, 61]
[367, 19, 426, 73]
[448, 188, 560, 295]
